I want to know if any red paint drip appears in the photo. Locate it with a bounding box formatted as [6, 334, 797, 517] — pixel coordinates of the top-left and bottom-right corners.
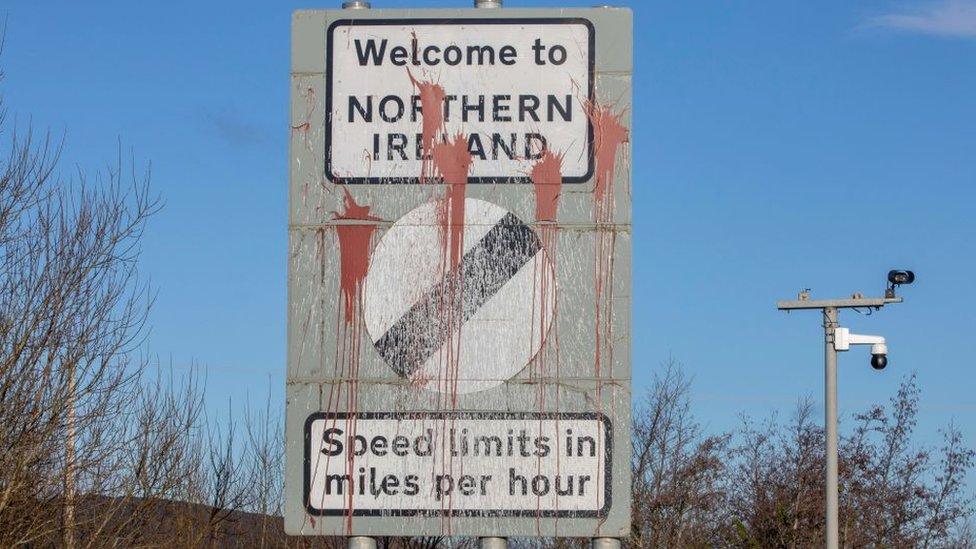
[586, 103, 629, 220]
[530, 152, 562, 502]
[432, 133, 473, 271]
[429, 133, 471, 443]
[408, 68, 447, 183]
[426, 132, 473, 533]
[530, 150, 565, 223]
[334, 189, 381, 326]
[585, 102, 628, 395]
[331, 189, 383, 534]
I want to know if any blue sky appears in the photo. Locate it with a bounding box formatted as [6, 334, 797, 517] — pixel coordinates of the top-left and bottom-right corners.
[3, 0, 974, 461]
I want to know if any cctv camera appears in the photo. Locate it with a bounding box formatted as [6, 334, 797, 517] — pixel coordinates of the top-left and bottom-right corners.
[870, 342, 888, 370]
[886, 270, 916, 297]
[888, 270, 915, 286]
[835, 328, 890, 370]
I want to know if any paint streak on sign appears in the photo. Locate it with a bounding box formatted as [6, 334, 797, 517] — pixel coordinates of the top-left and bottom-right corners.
[330, 189, 384, 532]
[432, 133, 473, 272]
[585, 102, 629, 384]
[334, 189, 382, 324]
[586, 102, 629, 219]
[530, 150, 565, 223]
[407, 68, 447, 183]
[530, 150, 564, 424]
[433, 133, 472, 407]
[585, 101, 628, 519]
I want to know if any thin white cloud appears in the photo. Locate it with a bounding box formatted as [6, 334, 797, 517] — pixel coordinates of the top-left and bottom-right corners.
[867, 0, 976, 38]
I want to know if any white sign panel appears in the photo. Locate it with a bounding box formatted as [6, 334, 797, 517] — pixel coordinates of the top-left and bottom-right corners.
[305, 413, 611, 517]
[363, 198, 555, 395]
[327, 19, 594, 183]
[288, 7, 633, 538]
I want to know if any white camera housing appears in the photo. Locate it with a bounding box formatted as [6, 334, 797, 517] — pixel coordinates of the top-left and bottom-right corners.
[833, 327, 886, 352]
[834, 327, 888, 369]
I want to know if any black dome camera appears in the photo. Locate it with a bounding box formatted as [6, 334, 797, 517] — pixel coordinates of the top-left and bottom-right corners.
[869, 342, 888, 370]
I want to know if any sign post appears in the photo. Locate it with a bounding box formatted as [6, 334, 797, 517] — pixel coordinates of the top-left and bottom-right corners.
[287, 3, 632, 542]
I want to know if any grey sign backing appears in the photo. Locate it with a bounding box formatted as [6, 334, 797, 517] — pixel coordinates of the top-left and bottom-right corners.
[286, 6, 632, 539]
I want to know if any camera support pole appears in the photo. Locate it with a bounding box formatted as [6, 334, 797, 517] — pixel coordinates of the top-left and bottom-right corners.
[777, 295, 902, 549]
[823, 306, 839, 549]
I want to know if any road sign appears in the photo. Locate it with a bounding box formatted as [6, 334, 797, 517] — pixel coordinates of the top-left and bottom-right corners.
[287, 6, 632, 539]
[304, 412, 610, 518]
[363, 197, 555, 395]
[326, 19, 593, 183]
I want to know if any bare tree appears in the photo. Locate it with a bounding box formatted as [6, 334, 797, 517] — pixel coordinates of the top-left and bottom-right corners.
[0, 56, 270, 547]
[630, 359, 729, 548]
[840, 375, 974, 548]
[0, 69, 159, 544]
[724, 400, 825, 547]
[629, 365, 974, 549]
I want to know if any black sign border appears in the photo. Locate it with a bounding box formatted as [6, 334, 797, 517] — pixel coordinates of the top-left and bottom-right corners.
[303, 411, 613, 518]
[324, 17, 597, 185]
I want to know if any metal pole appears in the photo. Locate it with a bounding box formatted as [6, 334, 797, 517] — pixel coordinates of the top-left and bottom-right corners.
[343, 0, 372, 538]
[349, 537, 377, 549]
[823, 306, 839, 549]
[592, 539, 621, 549]
[480, 537, 507, 549]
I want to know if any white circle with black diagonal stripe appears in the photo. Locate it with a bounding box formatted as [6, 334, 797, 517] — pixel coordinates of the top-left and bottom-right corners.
[362, 198, 555, 395]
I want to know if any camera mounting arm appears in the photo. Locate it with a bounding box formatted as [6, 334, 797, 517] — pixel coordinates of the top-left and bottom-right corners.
[833, 327, 886, 353]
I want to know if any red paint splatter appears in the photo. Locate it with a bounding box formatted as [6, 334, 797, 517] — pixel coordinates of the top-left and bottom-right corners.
[529, 151, 562, 495]
[586, 102, 630, 220]
[583, 101, 628, 528]
[529, 149, 564, 351]
[587, 101, 628, 516]
[408, 68, 447, 183]
[328, 189, 384, 534]
[529, 149, 564, 363]
[530, 149, 565, 223]
[333, 189, 381, 324]
[432, 133, 472, 272]
[405, 67, 472, 532]
[585, 101, 628, 388]
[429, 133, 472, 505]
